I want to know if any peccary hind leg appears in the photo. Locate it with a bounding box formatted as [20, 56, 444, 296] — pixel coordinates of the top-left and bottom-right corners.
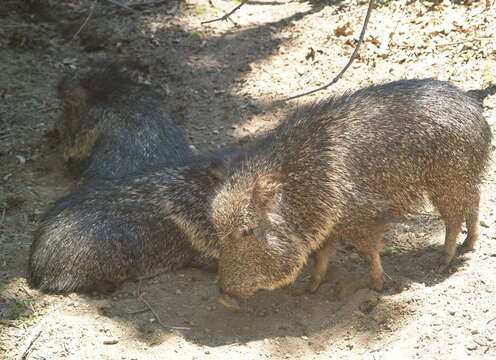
[462, 188, 481, 251]
[439, 219, 463, 270]
[431, 185, 477, 270]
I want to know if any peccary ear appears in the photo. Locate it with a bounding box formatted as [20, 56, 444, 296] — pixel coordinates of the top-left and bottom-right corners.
[252, 172, 282, 213]
[57, 77, 89, 110]
[56, 77, 89, 138]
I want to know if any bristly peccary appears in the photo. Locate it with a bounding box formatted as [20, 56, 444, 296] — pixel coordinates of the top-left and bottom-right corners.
[191, 79, 493, 310]
[56, 60, 192, 180]
[27, 155, 230, 293]
[28, 61, 227, 294]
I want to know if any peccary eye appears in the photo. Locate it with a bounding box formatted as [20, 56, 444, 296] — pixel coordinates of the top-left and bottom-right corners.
[242, 228, 255, 237]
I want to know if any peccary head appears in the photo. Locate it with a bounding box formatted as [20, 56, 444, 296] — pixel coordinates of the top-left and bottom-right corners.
[55, 59, 153, 176]
[212, 169, 307, 308]
[56, 60, 147, 143]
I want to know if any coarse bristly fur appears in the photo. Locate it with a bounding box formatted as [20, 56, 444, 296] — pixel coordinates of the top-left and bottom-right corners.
[56, 61, 192, 180]
[203, 79, 492, 302]
[28, 155, 226, 294]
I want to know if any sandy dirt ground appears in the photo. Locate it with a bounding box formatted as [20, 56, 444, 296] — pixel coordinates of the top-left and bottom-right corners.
[1, 0, 495, 359]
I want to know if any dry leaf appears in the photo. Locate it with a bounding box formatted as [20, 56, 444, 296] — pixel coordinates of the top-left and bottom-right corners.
[368, 37, 380, 46]
[305, 47, 315, 61]
[335, 23, 353, 37]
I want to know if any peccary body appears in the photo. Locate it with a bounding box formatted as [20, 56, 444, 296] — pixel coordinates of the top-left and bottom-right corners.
[202, 79, 492, 306]
[29, 62, 219, 294]
[28, 161, 221, 293]
[56, 62, 192, 179]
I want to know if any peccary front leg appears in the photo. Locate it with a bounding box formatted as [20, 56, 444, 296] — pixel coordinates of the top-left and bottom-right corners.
[353, 235, 385, 291]
[307, 241, 339, 293]
[363, 251, 385, 291]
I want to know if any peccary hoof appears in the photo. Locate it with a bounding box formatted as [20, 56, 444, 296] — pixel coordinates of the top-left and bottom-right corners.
[437, 255, 453, 273]
[218, 294, 241, 311]
[460, 239, 476, 253]
[306, 280, 322, 294]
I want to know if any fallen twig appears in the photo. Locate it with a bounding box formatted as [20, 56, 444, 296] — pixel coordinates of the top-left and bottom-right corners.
[436, 37, 493, 48]
[72, 0, 97, 41]
[278, 0, 375, 103]
[19, 322, 43, 360]
[139, 296, 192, 330]
[126, 0, 167, 7]
[127, 307, 150, 314]
[201, 0, 249, 25]
[102, 0, 136, 12]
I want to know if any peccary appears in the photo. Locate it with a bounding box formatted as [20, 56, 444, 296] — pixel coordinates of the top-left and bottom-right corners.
[194, 79, 492, 310]
[28, 158, 224, 293]
[29, 61, 223, 294]
[56, 61, 192, 179]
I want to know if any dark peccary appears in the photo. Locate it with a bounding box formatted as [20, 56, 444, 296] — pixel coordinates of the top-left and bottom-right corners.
[28, 157, 225, 293]
[56, 62, 192, 180]
[193, 79, 492, 310]
[28, 61, 219, 294]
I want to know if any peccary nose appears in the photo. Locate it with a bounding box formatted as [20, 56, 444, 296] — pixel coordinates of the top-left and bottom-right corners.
[218, 293, 241, 311]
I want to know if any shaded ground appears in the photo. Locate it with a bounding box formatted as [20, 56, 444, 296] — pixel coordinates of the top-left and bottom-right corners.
[1, 0, 495, 359]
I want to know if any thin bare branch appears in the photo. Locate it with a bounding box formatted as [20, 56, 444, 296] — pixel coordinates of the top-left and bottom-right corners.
[72, 0, 98, 41]
[201, 0, 249, 25]
[139, 296, 192, 330]
[278, 0, 375, 103]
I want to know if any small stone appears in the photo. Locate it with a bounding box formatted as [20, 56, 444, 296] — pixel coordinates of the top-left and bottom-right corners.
[466, 342, 478, 351]
[103, 339, 118, 345]
[256, 310, 267, 317]
[175, 289, 182, 295]
[480, 220, 489, 228]
[349, 252, 361, 262]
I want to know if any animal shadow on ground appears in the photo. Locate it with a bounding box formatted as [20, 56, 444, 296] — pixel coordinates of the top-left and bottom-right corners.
[74, 215, 469, 349]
